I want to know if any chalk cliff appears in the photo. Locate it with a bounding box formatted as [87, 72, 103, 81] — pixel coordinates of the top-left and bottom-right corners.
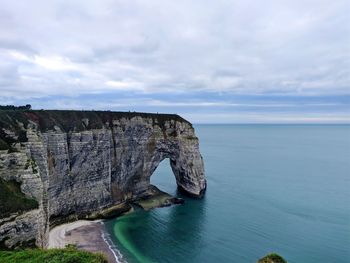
[0, 110, 206, 249]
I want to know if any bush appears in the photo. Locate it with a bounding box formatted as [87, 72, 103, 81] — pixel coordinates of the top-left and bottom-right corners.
[0, 247, 108, 263]
[258, 253, 287, 263]
[18, 130, 28, 142]
[0, 105, 31, 111]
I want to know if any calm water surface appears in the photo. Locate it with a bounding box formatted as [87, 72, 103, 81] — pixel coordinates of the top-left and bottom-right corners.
[105, 125, 350, 263]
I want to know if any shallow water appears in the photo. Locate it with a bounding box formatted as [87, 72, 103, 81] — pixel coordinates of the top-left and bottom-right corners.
[105, 125, 350, 263]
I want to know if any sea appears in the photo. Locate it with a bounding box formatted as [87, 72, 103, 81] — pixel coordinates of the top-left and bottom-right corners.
[104, 125, 350, 263]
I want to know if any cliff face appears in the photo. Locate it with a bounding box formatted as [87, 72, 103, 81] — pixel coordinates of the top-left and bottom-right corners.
[0, 111, 206, 249]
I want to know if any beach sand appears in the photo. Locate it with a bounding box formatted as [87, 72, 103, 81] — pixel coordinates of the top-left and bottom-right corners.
[48, 220, 121, 263]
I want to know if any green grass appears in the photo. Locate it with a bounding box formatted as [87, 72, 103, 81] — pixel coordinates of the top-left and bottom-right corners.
[0, 110, 190, 134]
[0, 178, 39, 219]
[258, 253, 287, 263]
[0, 247, 108, 263]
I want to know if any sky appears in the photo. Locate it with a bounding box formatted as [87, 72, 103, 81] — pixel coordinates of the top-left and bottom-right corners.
[0, 0, 349, 123]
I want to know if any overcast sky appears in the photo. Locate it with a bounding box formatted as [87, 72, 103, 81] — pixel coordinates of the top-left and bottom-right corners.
[0, 0, 349, 123]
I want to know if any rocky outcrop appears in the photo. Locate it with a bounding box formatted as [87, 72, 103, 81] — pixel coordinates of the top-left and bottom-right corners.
[257, 253, 287, 263]
[0, 110, 206, 249]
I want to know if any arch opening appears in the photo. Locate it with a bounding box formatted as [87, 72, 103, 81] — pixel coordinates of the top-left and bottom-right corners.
[150, 158, 177, 196]
[131, 157, 185, 210]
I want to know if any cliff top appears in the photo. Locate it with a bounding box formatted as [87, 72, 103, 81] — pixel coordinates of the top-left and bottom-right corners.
[0, 109, 191, 132]
[0, 110, 192, 152]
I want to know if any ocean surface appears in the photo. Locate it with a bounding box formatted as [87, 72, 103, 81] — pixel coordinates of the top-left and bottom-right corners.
[104, 125, 350, 263]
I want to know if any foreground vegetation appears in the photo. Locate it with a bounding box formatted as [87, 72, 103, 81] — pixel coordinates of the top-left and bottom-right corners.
[0, 246, 108, 263]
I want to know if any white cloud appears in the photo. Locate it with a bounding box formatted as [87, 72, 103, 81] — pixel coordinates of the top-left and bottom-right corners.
[0, 0, 348, 98]
[105, 80, 145, 91]
[9, 51, 32, 62]
[0, 0, 349, 123]
[33, 55, 78, 71]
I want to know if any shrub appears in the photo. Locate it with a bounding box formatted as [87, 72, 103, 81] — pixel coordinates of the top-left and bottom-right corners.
[0, 248, 108, 263]
[258, 253, 287, 263]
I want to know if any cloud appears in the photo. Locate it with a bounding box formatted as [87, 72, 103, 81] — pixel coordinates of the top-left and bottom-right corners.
[0, 0, 349, 122]
[105, 80, 145, 91]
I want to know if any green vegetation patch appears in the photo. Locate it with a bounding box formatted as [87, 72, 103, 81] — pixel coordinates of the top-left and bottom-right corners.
[0, 105, 31, 111]
[0, 111, 30, 131]
[0, 109, 191, 135]
[0, 178, 38, 219]
[0, 247, 108, 263]
[258, 253, 287, 263]
[24, 158, 38, 174]
[0, 111, 29, 151]
[0, 139, 9, 150]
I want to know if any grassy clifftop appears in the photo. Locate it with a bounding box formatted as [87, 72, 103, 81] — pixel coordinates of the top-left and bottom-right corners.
[0, 247, 108, 263]
[0, 110, 190, 131]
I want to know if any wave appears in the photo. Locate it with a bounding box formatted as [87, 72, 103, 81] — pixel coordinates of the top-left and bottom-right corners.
[100, 221, 127, 263]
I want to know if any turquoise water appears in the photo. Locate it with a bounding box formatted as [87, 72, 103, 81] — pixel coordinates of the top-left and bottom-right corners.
[105, 125, 350, 263]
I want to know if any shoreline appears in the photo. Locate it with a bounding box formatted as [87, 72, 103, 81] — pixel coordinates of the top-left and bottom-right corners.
[47, 187, 182, 263]
[48, 220, 125, 263]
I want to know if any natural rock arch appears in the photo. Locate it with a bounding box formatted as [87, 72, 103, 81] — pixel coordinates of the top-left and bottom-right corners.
[143, 143, 206, 198]
[110, 119, 206, 200]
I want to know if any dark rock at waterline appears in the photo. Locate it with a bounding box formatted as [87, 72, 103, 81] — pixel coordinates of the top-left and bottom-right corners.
[132, 185, 185, 210]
